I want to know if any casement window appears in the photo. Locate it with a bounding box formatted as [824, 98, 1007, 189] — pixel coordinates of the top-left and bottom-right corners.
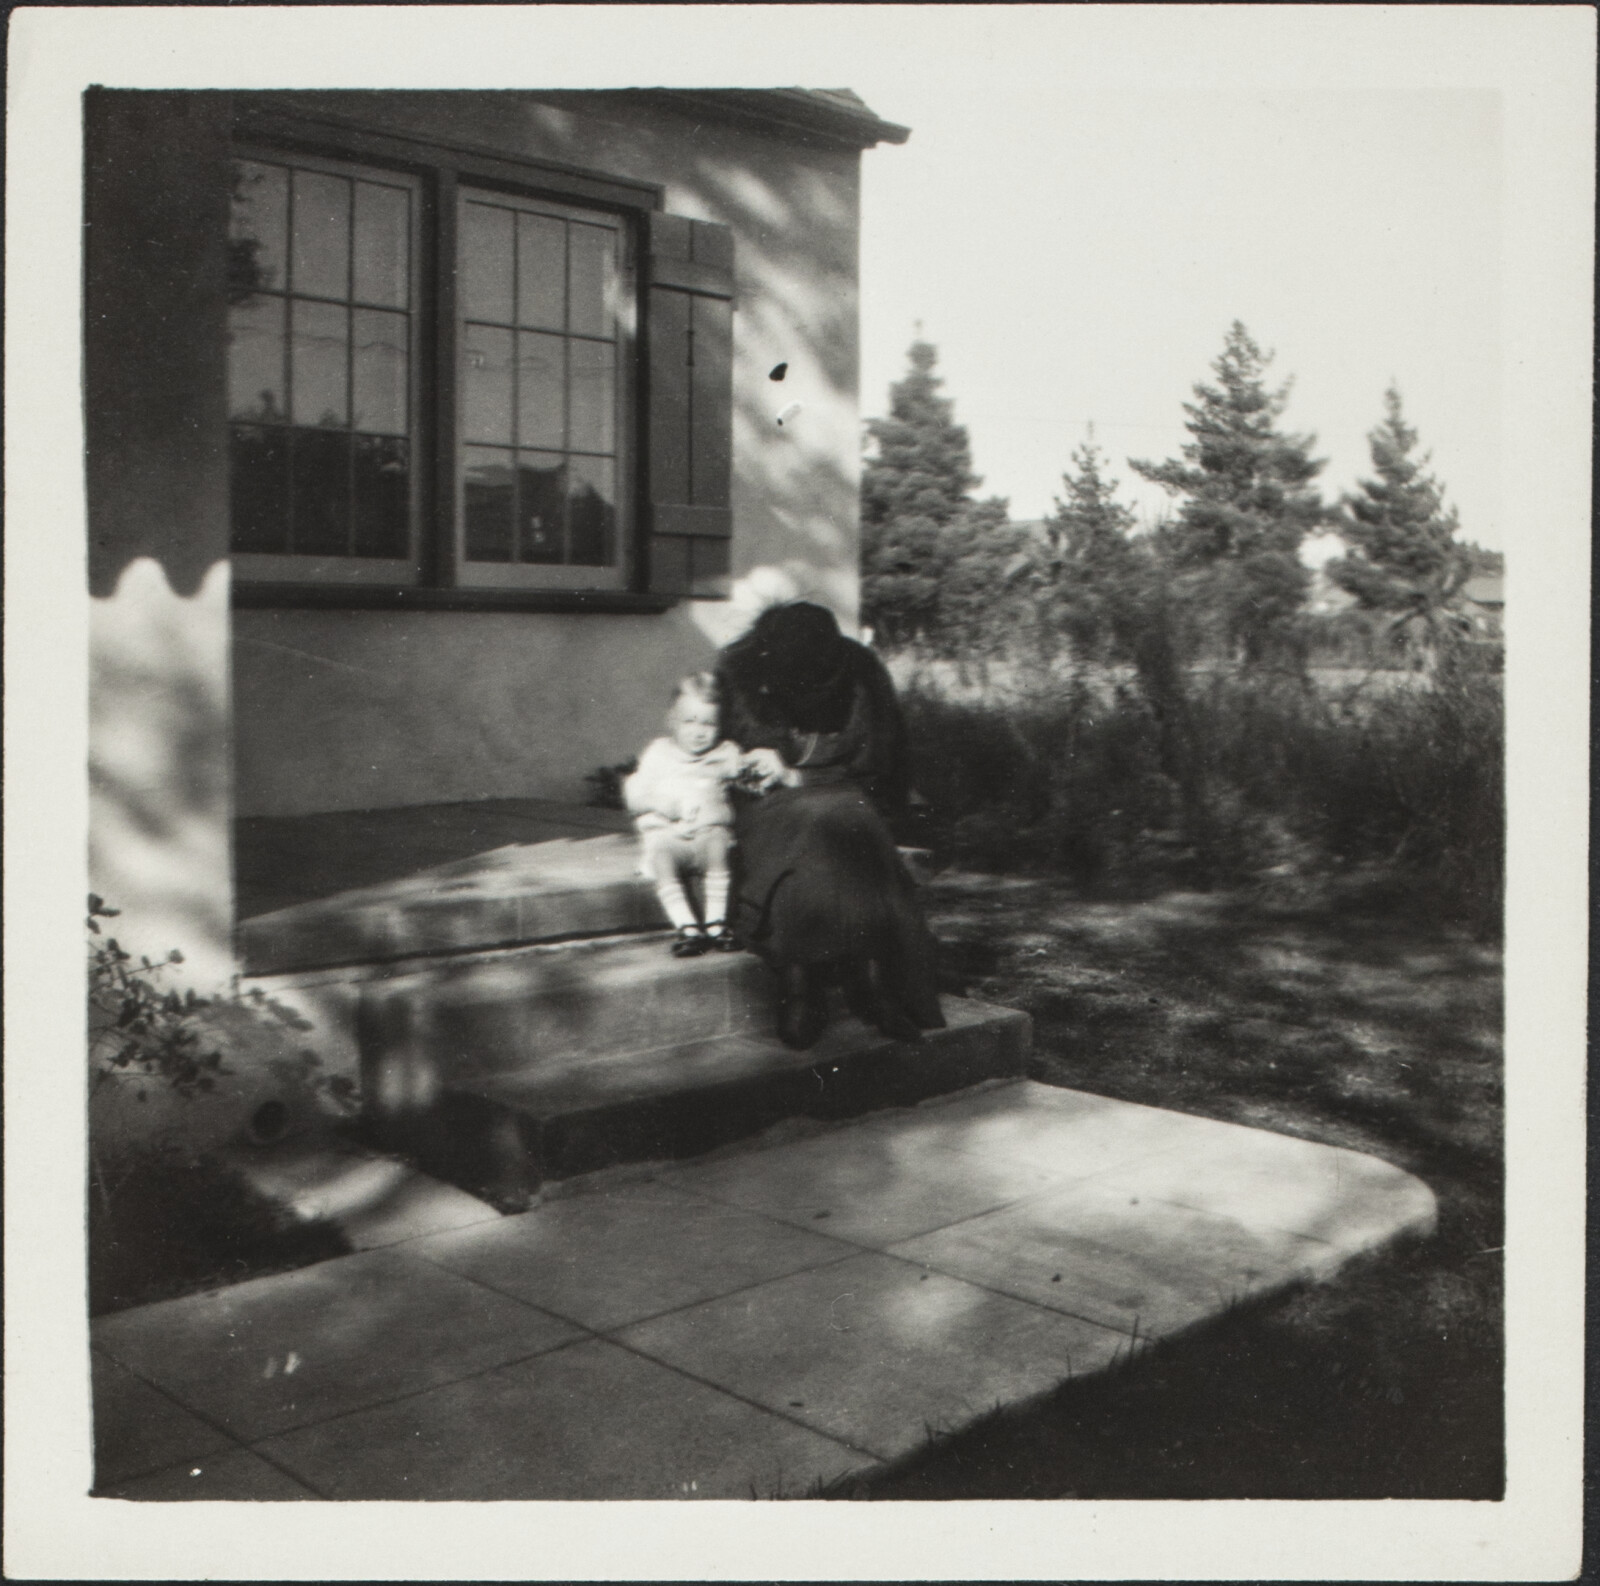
[226, 124, 734, 605]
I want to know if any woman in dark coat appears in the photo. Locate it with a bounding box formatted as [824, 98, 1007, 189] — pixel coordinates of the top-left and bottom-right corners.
[714, 601, 945, 1050]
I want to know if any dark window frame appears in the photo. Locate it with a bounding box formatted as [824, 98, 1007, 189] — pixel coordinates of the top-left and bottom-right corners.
[228, 107, 677, 614]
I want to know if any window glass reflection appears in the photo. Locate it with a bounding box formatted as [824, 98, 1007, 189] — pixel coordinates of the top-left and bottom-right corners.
[460, 193, 623, 571]
[230, 160, 287, 297]
[291, 429, 352, 555]
[231, 426, 291, 554]
[516, 212, 565, 331]
[463, 324, 514, 445]
[516, 452, 565, 563]
[464, 446, 515, 562]
[567, 339, 614, 453]
[353, 309, 408, 435]
[567, 224, 614, 338]
[291, 300, 349, 427]
[229, 154, 419, 565]
[229, 297, 286, 422]
[516, 332, 565, 451]
[292, 170, 351, 299]
[461, 203, 514, 324]
[567, 454, 615, 566]
[353, 182, 410, 308]
[353, 435, 410, 558]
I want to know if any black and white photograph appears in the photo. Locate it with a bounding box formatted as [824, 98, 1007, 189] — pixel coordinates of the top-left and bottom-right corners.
[4, 4, 1590, 1579]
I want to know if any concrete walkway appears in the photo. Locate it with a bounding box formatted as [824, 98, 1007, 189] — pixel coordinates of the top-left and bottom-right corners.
[92, 1080, 1435, 1501]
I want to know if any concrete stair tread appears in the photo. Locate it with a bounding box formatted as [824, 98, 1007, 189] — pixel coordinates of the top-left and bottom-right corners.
[239, 833, 659, 975]
[468, 995, 1016, 1119]
[233, 798, 635, 920]
[408, 994, 1030, 1204]
[352, 930, 782, 1078]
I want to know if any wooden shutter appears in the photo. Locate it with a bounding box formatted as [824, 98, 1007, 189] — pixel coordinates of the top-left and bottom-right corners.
[644, 212, 734, 598]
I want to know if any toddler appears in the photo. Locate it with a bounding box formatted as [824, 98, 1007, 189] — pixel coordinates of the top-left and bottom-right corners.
[623, 673, 747, 956]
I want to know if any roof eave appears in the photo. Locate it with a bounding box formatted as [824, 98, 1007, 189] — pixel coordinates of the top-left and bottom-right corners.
[632, 88, 911, 150]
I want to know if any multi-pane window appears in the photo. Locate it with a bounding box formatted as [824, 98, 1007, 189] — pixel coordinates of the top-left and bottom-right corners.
[228, 155, 419, 580]
[227, 152, 633, 591]
[458, 192, 628, 586]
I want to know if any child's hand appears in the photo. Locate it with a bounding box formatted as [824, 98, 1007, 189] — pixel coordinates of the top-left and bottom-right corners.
[740, 747, 789, 792]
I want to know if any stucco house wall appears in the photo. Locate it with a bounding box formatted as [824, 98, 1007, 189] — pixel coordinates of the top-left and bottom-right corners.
[85, 88, 900, 974]
[228, 91, 870, 816]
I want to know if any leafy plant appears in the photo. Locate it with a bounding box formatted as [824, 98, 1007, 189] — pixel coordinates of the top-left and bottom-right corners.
[88, 895, 227, 1100]
[87, 896, 357, 1214]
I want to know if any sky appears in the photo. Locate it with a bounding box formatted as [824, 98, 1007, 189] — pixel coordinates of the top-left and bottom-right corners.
[849, 78, 1503, 553]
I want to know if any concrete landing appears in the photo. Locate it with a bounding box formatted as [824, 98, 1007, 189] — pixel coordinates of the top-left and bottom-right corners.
[240, 832, 653, 976]
[235, 798, 634, 927]
[91, 1079, 1436, 1501]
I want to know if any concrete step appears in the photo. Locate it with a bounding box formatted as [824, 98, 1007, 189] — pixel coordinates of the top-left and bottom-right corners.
[350, 930, 780, 1085]
[244, 931, 775, 1118]
[378, 995, 1031, 1208]
[239, 834, 659, 976]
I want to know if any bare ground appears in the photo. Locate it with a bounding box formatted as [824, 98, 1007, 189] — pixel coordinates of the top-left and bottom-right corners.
[825, 871, 1503, 1500]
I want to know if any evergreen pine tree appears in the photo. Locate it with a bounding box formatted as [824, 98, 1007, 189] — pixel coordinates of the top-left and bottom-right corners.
[1131, 321, 1325, 664]
[861, 338, 1012, 651]
[1326, 386, 1470, 660]
[1032, 437, 1142, 662]
[1031, 436, 1213, 852]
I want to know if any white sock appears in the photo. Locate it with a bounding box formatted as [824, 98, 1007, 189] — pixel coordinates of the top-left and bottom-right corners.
[703, 870, 730, 930]
[655, 879, 697, 930]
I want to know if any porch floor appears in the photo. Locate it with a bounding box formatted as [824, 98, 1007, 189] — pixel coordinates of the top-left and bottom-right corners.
[234, 799, 633, 921]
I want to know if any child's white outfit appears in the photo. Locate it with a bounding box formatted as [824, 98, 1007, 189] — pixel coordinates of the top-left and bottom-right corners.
[623, 737, 743, 936]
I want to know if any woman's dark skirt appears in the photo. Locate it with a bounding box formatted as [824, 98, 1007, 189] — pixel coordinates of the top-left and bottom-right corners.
[731, 783, 945, 1031]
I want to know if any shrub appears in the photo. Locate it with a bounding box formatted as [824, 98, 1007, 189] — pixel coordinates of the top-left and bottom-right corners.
[87, 896, 355, 1136]
[87, 898, 358, 1312]
[903, 661, 1502, 934]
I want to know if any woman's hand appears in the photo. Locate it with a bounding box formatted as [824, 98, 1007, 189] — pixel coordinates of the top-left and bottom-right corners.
[741, 747, 796, 792]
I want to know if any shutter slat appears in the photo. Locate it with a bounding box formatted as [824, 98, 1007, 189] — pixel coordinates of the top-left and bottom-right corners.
[690, 536, 731, 599]
[648, 533, 692, 595]
[646, 211, 693, 262]
[646, 286, 691, 511]
[690, 295, 733, 514]
[645, 212, 735, 599]
[690, 218, 734, 274]
[645, 255, 734, 299]
[652, 504, 732, 538]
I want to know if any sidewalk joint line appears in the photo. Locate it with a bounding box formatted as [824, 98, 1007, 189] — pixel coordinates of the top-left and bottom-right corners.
[235, 1333, 599, 1449]
[602, 1335, 886, 1465]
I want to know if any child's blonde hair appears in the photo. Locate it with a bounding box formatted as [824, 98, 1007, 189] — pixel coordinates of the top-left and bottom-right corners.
[666, 671, 720, 730]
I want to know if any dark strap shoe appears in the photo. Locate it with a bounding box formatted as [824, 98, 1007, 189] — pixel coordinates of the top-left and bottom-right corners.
[672, 926, 710, 958]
